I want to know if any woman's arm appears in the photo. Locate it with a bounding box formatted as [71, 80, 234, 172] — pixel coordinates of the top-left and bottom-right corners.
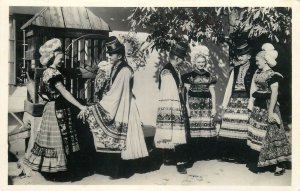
[209, 85, 216, 116]
[55, 82, 87, 111]
[268, 82, 279, 123]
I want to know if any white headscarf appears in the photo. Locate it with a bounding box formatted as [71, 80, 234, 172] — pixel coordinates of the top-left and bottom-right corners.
[39, 38, 62, 66]
[257, 43, 278, 67]
[190, 44, 210, 65]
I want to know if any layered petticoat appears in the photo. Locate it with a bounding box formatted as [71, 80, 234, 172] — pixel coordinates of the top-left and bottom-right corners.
[248, 104, 291, 167]
[219, 95, 251, 140]
[23, 102, 79, 172]
[189, 97, 216, 138]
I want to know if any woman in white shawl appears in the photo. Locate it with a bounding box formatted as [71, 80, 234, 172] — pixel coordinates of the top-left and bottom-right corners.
[79, 36, 148, 179]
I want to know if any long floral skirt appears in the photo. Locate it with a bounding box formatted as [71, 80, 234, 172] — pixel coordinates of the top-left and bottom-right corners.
[155, 99, 188, 149]
[188, 96, 216, 138]
[86, 99, 148, 160]
[23, 102, 80, 173]
[248, 103, 291, 167]
[219, 97, 251, 140]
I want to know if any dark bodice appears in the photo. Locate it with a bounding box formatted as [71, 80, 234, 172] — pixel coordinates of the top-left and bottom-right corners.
[252, 69, 283, 98]
[252, 69, 283, 108]
[182, 70, 217, 97]
[39, 67, 64, 102]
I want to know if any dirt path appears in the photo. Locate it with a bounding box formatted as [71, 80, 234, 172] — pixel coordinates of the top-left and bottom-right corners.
[9, 159, 291, 186]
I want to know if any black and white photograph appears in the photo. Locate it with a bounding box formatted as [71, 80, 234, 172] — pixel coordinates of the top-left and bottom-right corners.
[1, 1, 299, 190]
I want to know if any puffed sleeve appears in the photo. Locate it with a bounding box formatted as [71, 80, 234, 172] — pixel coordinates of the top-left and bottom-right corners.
[49, 74, 64, 88]
[181, 72, 191, 84]
[268, 72, 283, 86]
[44, 69, 64, 89]
[209, 74, 217, 85]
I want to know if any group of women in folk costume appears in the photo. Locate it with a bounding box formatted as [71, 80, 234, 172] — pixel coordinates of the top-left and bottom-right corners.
[154, 40, 291, 176]
[18, 36, 290, 181]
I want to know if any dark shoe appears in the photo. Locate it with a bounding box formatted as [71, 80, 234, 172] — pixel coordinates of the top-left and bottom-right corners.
[274, 168, 285, 176]
[70, 173, 83, 182]
[185, 159, 194, 169]
[163, 159, 175, 166]
[176, 164, 187, 174]
[246, 163, 259, 174]
[109, 176, 119, 180]
[219, 157, 235, 163]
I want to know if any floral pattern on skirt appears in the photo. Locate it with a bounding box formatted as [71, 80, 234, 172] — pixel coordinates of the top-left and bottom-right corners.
[86, 103, 128, 153]
[219, 97, 251, 140]
[155, 101, 187, 149]
[23, 102, 79, 172]
[188, 97, 216, 138]
[248, 105, 291, 167]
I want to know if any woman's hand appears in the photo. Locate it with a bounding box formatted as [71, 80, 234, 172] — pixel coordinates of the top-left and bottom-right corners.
[77, 106, 88, 123]
[268, 111, 276, 123]
[211, 108, 216, 117]
[247, 99, 254, 112]
[80, 105, 88, 112]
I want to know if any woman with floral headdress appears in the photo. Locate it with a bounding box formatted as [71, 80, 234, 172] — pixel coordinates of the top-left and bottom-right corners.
[181, 45, 217, 161]
[20, 38, 87, 180]
[247, 43, 291, 176]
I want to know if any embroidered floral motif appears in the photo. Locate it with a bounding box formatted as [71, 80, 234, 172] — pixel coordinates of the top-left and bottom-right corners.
[247, 69, 290, 167]
[86, 103, 128, 151]
[183, 71, 217, 138]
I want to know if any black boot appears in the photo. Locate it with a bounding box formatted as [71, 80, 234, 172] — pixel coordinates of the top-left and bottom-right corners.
[176, 163, 187, 174]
